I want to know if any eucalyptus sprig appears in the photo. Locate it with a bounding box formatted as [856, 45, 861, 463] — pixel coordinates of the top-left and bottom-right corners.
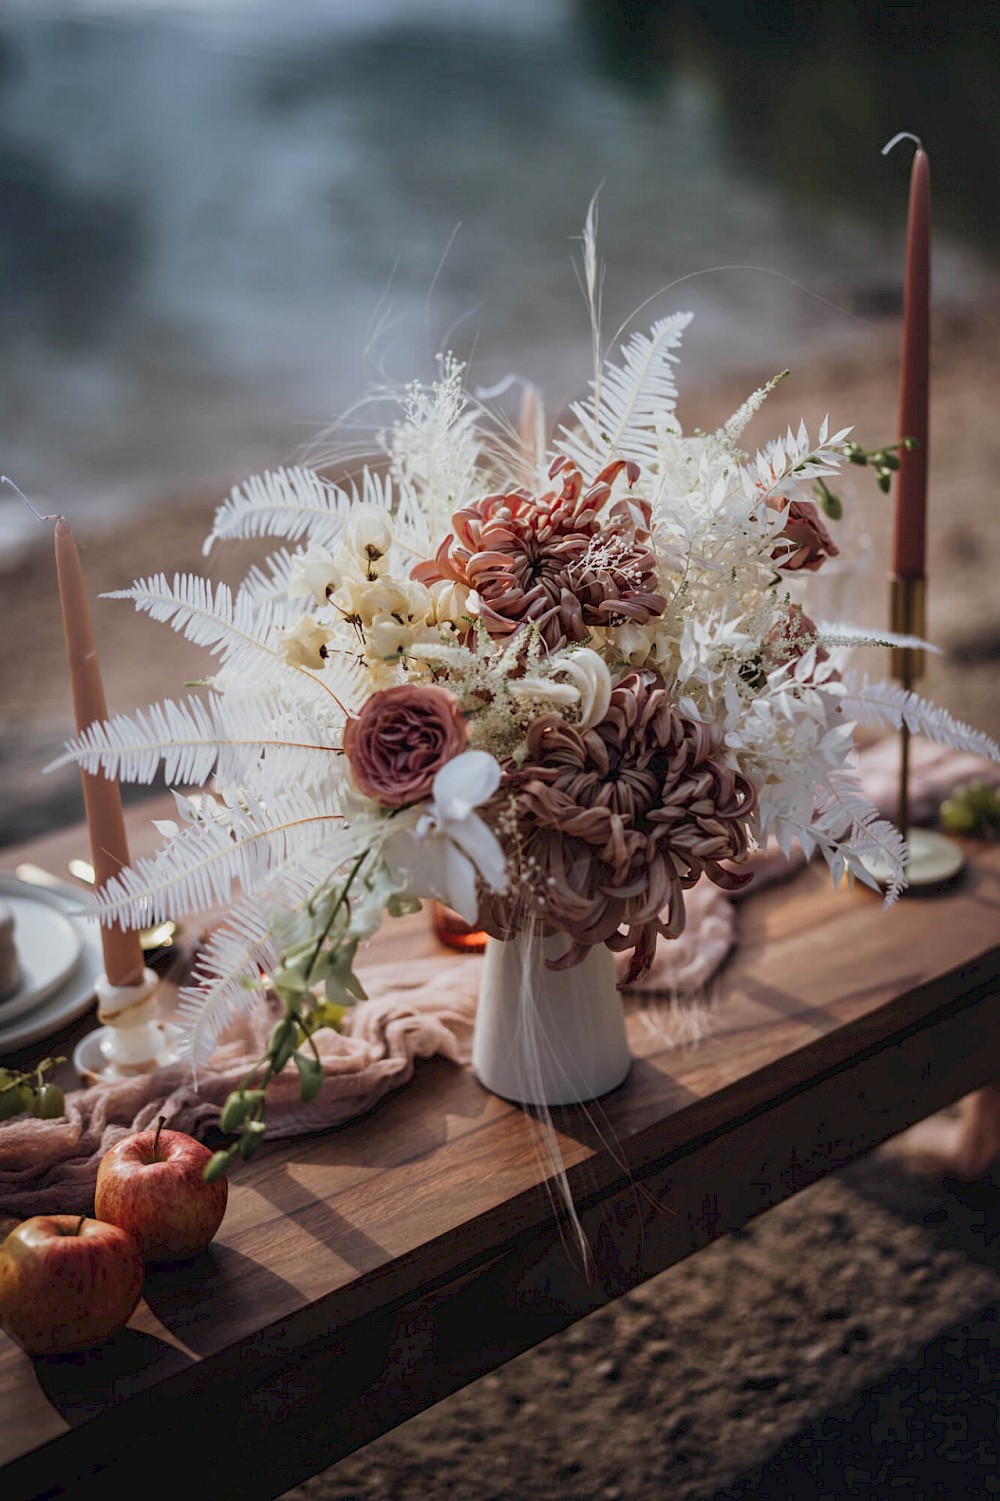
[813, 435, 918, 518]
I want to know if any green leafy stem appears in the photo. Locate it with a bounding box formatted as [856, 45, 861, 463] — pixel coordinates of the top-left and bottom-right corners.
[203, 848, 372, 1183]
[813, 436, 918, 519]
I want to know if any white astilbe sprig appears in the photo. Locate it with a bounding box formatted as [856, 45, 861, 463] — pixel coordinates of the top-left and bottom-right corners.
[383, 354, 482, 550]
[840, 673, 1000, 763]
[89, 788, 360, 926]
[556, 311, 693, 474]
[813, 622, 942, 657]
[202, 465, 385, 554]
[719, 370, 788, 446]
[47, 693, 341, 792]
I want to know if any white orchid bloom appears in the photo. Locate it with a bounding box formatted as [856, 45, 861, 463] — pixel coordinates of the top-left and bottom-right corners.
[383, 750, 507, 924]
[551, 647, 612, 728]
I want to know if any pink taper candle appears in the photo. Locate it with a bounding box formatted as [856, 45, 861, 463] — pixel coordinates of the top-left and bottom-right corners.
[891, 142, 931, 579]
[54, 518, 145, 988]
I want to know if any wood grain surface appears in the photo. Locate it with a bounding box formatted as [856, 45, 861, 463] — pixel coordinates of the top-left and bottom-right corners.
[1, 798, 999, 1500]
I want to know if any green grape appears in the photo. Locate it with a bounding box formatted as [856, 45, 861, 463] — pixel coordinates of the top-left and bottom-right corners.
[0, 1083, 32, 1121]
[940, 781, 1000, 837]
[32, 1083, 65, 1119]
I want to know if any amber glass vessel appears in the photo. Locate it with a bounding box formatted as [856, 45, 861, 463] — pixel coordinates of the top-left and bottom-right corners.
[432, 902, 487, 953]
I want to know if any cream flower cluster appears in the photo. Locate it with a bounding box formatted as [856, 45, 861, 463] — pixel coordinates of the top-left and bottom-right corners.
[282, 504, 471, 680]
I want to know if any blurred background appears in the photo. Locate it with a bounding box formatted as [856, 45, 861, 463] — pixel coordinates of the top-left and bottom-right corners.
[0, 0, 998, 542]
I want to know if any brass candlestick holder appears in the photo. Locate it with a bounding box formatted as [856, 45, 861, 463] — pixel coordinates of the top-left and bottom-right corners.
[863, 574, 965, 891]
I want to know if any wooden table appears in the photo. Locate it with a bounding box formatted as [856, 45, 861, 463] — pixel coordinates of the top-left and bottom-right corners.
[1, 802, 999, 1501]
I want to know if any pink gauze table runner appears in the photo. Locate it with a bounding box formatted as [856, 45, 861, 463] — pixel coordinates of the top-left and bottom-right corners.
[1, 737, 996, 1218]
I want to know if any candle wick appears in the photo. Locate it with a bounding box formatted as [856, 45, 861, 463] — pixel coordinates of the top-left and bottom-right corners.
[881, 131, 923, 157]
[1, 475, 60, 523]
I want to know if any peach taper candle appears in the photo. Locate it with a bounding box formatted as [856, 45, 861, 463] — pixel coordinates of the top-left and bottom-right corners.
[873, 135, 962, 888]
[889, 136, 931, 582]
[54, 517, 145, 989]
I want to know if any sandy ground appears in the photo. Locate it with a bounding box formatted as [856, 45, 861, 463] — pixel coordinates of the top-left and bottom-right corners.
[2, 309, 999, 1498]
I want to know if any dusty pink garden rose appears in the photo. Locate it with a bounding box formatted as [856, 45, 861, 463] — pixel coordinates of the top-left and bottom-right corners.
[343, 684, 468, 806]
[770, 499, 839, 572]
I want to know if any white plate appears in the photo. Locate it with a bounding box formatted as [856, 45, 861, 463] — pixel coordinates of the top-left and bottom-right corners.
[0, 880, 83, 1021]
[0, 880, 102, 1055]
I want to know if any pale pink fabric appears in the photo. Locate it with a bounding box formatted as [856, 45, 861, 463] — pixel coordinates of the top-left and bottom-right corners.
[0, 969, 475, 1217]
[1, 738, 996, 1218]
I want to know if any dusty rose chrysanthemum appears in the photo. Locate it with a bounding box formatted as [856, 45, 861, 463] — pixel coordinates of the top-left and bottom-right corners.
[480, 670, 756, 982]
[343, 683, 467, 807]
[412, 457, 665, 651]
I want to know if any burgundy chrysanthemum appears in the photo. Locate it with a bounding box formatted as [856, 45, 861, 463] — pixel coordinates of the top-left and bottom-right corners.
[480, 670, 757, 982]
[412, 457, 665, 651]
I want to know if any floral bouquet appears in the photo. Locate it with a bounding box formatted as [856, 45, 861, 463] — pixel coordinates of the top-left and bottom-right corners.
[56, 217, 999, 1168]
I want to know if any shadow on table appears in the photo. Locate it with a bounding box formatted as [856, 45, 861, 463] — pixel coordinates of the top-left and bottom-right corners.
[32, 1328, 189, 1424]
[143, 1243, 302, 1356]
[245, 1067, 489, 1270]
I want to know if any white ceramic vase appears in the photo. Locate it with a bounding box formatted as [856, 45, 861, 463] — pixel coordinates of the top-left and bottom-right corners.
[472, 930, 631, 1107]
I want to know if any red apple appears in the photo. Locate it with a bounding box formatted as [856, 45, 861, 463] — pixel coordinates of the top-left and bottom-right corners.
[0, 1214, 143, 1355]
[95, 1118, 228, 1263]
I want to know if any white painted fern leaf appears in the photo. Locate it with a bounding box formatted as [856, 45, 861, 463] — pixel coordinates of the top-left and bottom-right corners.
[105, 574, 284, 665]
[48, 693, 341, 791]
[106, 573, 358, 715]
[817, 769, 908, 906]
[237, 548, 308, 607]
[89, 790, 357, 925]
[176, 891, 283, 1069]
[555, 311, 694, 474]
[202, 465, 375, 554]
[840, 673, 1000, 763]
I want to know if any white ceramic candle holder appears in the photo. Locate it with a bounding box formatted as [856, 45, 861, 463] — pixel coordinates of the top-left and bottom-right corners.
[73, 966, 180, 1085]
